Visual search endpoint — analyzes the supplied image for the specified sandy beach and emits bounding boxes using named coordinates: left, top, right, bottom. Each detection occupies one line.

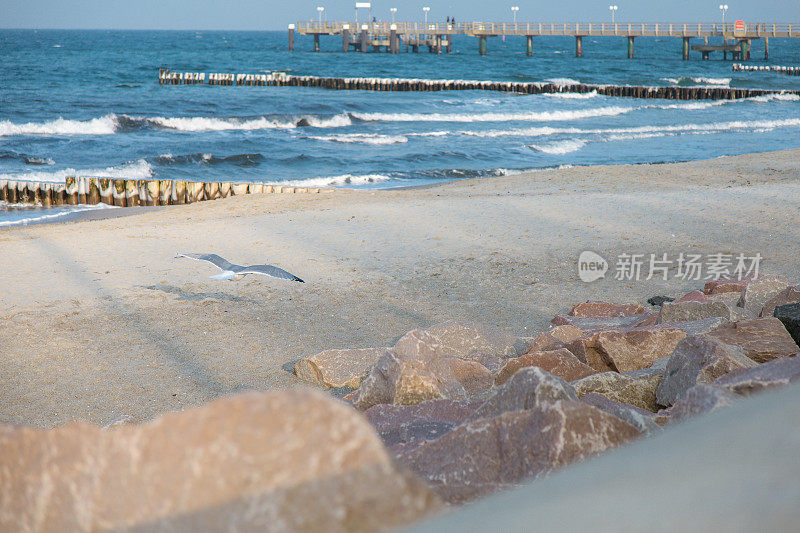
left=2, top=148, right=799, bottom=428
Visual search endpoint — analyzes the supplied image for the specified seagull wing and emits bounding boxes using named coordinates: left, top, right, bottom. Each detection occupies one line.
left=176, top=253, right=238, bottom=272
left=238, top=264, right=305, bottom=283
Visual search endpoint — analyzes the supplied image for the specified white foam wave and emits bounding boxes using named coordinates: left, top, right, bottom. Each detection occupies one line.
left=0, top=159, right=154, bottom=184
left=662, top=77, right=731, bottom=86
left=544, top=91, right=599, bottom=99
left=748, top=93, right=800, bottom=103
left=306, top=133, right=408, bottom=145
left=274, top=174, right=393, bottom=188
left=0, top=204, right=116, bottom=228
left=352, top=106, right=634, bottom=123
left=0, top=115, right=118, bottom=137
left=528, top=139, right=587, bottom=155
left=148, top=113, right=351, bottom=132
left=545, top=78, right=581, bottom=86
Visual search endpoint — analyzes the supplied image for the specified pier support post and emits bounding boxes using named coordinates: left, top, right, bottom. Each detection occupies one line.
left=390, top=27, right=398, bottom=54
left=446, top=37, right=452, bottom=53
left=739, top=39, right=750, bottom=61
left=288, top=24, right=295, bottom=51
left=765, top=37, right=769, bottom=60
left=313, top=33, right=320, bottom=52
left=479, top=35, right=487, bottom=56
left=436, top=35, right=442, bottom=54
left=412, top=43, right=419, bottom=53
left=342, top=27, right=350, bottom=52
left=627, top=36, right=635, bottom=59
left=360, top=26, right=368, bottom=53
left=526, top=35, right=533, bottom=57
left=682, top=37, right=690, bottom=60
left=575, top=35, right=582, bottom=58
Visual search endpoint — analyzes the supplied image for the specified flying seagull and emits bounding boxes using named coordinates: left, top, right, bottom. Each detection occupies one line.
left=176, top=253, right=305, bottom=282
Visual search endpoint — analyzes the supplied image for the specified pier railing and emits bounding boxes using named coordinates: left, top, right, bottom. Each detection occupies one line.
left=298, top=21, right=797, bottom=38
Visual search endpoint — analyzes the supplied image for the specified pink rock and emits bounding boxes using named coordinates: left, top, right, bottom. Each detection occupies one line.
left=670, top=384, right=738, bottom=422
left=580, top=393, right=661, bottom=434
left=676, top=290, right=710, bottom=303
left=568, top=301, right=647, bottom=318
left=760, top=286, right=800, bottom=318
left=714, top=356, right=800, bottom=395
left=706, top=318, right=799, bottom=363
left=703, top=278, right=750, bottom=295
left=593, top=327, right=687, bottom=373
left=495, top=348, right=597, bottom=385
left=365, top=399, right=478, bottom=449
left=736, top=276, right=792, bottom=315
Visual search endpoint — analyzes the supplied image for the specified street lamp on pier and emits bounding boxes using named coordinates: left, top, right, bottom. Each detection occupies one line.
left=609, top=5, right=618, bottom=23
left=719, top=4, right=729, bottom=26
left=390, top=7, right=397, bottom=23
left=317, top=6, right=324, bottom=26
left=511, top=6, right=519, bottom=25
left=423, top=6, right=430, bottom=28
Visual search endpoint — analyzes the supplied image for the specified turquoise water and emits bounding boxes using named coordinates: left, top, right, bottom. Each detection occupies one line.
left=1, top=29, right=799, bottom=205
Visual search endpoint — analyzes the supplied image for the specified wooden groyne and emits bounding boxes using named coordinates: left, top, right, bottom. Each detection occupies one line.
left=733, top=63, right=800, bottom=76
left=0, top=177, right=329, bottom=208
left=159, top=69, right=800, bottom=101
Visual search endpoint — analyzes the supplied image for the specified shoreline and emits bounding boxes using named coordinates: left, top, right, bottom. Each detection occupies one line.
left=1, top=147, right=799, bottom=428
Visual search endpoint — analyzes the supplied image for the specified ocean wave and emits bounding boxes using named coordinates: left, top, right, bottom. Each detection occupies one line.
left=545, top=78, right=581, bottom=86
left=0, top=204, right=116, bottom=228
left=276, top=174, right=393, bottom=187
left=351, top=106, right=634, bottom=123
left=0, top=115, right=118, bottom=137
left=0, top=159, right=154, bottom=184
left=154, top=152, right=265, bottom=165
left=528, top=139, right=588, bottom=155
left=544, top=91, right=599, bottom=99
left=662, top=77, right=731, bottom=86
left=304, top=133, right=408, bottom=145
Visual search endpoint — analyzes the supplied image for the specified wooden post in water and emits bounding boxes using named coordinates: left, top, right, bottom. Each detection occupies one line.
left=173, top=181, right=187, bottom=204
left=65, top=177, right=78, bottom=205
left=313, top=33, right=320, bottom=52
left=360, top=25, right=368, bottom=53
left=113, top=179, right=126, bottom=207
left=342, top=25, right=351, bottom=52
left=159, top=180, right=172, bottom=205
left=526, top=35, right=533, bottom=56
left=88, top=178, right=100, bottom=205
left=390, top=26, right=398, bottom=54
left=764, top=37, right=769, bottom=60
left=575, top=35, right=583, bottom=58
left=479, top=35, right=487, bottom=56
left=98, top=178, right=113, bottom=205
left=52, top=184, right=65, bottom=205
left=0, top=180, right=7, bottom=202
left=146, top=180, right=160, bottom=206
left=125, top=180, right=140, bottom=206
left=683, top=37, right=691, bottom=60
left=288, top=24, right=295, bottom=51
left=41, top=184, right=52, bottom=208
left=627, top=36, right=635, bottom=59
left=78, top=178, right=87, bottom=204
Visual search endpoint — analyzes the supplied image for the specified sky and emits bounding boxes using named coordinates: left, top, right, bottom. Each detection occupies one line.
left=1, top=0, right=797, bottom=30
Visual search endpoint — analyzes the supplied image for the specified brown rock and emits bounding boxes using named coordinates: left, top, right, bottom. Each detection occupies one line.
left=656, top=335, right=756, bottom=407
left=593, top=327, right=687, bottom=373
left=447, top=358, right=494, bottom=395
left=397, top=400, right=640, bottom=503
left=459, top=352, right=507, bottom=374
left=394, top=321, right=530, bottom=360
left=703, top=278, right=749, bottom=295
left=565, top=336, right=616, bottom=373
left=580, top=393, right=661, bottom=434
left=707, top=318, right=798, bottom=363
left=655, top=317, right=729, bottom=335
left=0, top=390, right=443, bottom=532
left=760, top=286, right=800, bottom=318
left=572, top=368, right=664, bottom=412
left=294, top=348, right=389, bottom=389
left=657, top=300, right=735, bottom=324
left=676, top=290, right=710, bottom=302
left=737, top=276, right=790, bottom=314
left=468, top=367, right=577, bottom=422
left=365, top=399, right=478, bottom=449
left=568, top=301, right=647, bottom=318
left=526, top=325, right=583, bottom=353
left=714, top=356, right=800, bottom=396
left=670, top=384, right=738, bottom=422
left=551, top=314, right=654, bottom=332
left=495, top=348, right=597, bottom=385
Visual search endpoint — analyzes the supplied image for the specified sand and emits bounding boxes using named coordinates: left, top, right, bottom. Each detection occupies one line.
left=1, top=148, right=799, bottom=428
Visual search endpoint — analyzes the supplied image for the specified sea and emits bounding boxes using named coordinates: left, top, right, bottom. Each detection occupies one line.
left=1, top=29, right=799, bottom=225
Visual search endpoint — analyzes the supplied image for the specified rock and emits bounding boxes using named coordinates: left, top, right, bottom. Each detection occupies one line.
left=703, top=278, right=749, bottom=295
left=397, top=400, right=640, bottom=504
left=773, top=302, right=800, bottom=348
left=675, top=290, right=709, bottom=303
left=670, top=384, right=739, bottom=422
left=394, top=321, right=530, bottom=360
left=737, top=276, right=790, bottom=314
left=655, top=335, right=756, bottom=407
left=580, top=393, right=661, bottom=434
left=707, top=318, right=799, bottom=363
left=593, top=327, right=687, bottom=373
left=551, top=313, right=654, bottom=332
left=459, top=352, right=507, bottom=374
left=657, top=300, right=735, bottom=324
left=468, top=367, right=577, bottom=422
left=294, top=348, right=389, bottom=389
left=495, top=348, right=597, bottom=385
left=446, top=358, right=494, bottom=395
left=565, top=336, right=616, bottom=373
left=656, top=317, right=729, bottom=336
left=649, top=356, right=670, bottom=370
left=365, top=399, right=478, bottom=449
left=0, top=390, right=443, bottom=532
left=353, top=351, right=467, bottom=411
left=762, top=287, right=800, bottom=318
left=572, top=368, right=664, bottom=412
left=568, top=301, right=647, bottom=317
left=526, top=325, right=583, bottom=353
left=714, top=356, right=800, bottom=396
left=647, top=296, right=674, bottom=307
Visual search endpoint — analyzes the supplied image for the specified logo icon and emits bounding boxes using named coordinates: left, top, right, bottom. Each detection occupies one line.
left=578, top=251, right=608, bottom=282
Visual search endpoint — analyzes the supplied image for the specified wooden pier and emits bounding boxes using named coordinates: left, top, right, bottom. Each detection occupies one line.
left=0, top=177, right=329, bottom=209
left=291, top=21, right=798, bottom=59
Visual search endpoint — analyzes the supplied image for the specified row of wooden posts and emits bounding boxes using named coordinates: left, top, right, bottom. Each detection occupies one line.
left=732, top=63, right=800, bottom=76
left=159, top=69, right=800, bottom=101
left=0, top=177, right=329, bottom=208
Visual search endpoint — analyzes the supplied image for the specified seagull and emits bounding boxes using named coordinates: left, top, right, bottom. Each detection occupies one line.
left=176, top=253, right=305, bottom=282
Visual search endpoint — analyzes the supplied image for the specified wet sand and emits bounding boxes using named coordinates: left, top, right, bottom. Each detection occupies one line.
left=2, top=148, right=799, bottom=428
